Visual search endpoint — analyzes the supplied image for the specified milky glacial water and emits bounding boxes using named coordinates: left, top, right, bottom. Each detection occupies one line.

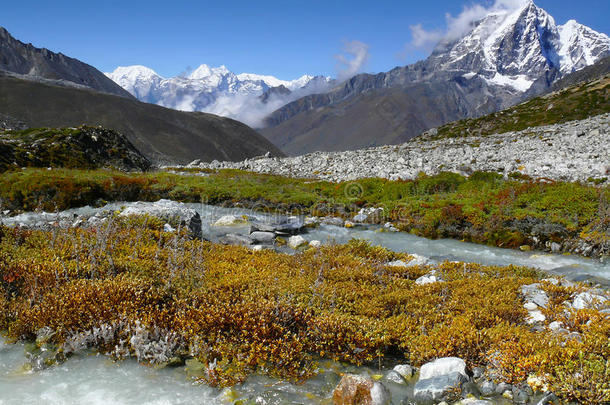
left=1, top=201, right=608, bottom=284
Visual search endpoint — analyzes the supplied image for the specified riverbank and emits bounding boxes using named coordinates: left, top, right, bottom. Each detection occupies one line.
left=0, top=168, right=608, bottom=260
left=0, top=218, right=608, bottom=403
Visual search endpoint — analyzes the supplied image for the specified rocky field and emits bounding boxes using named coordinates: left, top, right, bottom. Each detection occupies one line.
left=194, top=114, right=610, bottom=184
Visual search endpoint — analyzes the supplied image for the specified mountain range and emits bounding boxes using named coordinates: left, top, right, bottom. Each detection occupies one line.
left=259, top=1, right=610, bottom=154
left=105, top=64, right=332, bottom=127
left=0, top=27, right=282, bottom=164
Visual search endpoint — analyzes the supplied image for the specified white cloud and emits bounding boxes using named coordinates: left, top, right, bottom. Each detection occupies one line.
left=407, top=0, right=529, bottom=52
left=334, top=40, right=370, bottom=81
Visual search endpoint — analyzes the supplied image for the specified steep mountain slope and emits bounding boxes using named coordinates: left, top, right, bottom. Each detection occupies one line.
left=0, top=27, right=132, bottom=98
left=0, top=126, right=151, bottom=172
left=261, top=1, right=610, bottom=155
left=105, top=64, right=331, bottom=126
left=0, top=72, right=283, bottom=164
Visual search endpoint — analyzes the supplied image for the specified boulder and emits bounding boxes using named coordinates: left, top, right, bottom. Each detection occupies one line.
left=416, top=274, right=440, bottom=285
left=571, top=291, right=608, bottom=310
left=119, top=199, right=202, bottom=238
left=321, top=216, right=345, bottom=227
left=250, top=231, right=276, bottom=244
left=414, top=357, right=469, bottom=403
left=414, top=372, right=468, bottom=403
left=309, top=240, right=322, bottom=248
left=392, top=364, right=414, bottom=379
left=250, top=217, right=304, bottom=235
left=419, top=357, right=468, bottom=380
left=520, top=283, right=549, bottom=308
left=288, top=235, right=307, bottom=249
left=332, top=374, right=390, bottom=405
left=213, top=215, right=246, bottom=227
left=218, top=233, right=253, bottom=246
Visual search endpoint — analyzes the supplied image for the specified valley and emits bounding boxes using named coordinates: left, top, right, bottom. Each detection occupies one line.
left=0, top=1, right=609, bottom=404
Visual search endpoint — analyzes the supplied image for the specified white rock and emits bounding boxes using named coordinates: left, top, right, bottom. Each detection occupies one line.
left=163, top=223, right=175, bottom=232
left=309, top=240, right=321, bottom=248
left=572, top=292, right=608, bottom=310
left=416, top=275, right=439, bottom=285
left=526, top=310, right=546, bottom=324
left=419, top=357, right=468, bottom=380
left=212, top=215, right=246, bottom=227
left=393, top=364, right=414, bottom=379
left=288, top=235, right=307, bottom=249
left=524, top=302, right=538, bottom=311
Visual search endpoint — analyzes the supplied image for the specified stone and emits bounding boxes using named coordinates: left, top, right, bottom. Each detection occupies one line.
left=550, top=242, right=561, bottom=253
left=250, top=217, right=304, bottom=235
left=572, top=291, right=608, bottom=310
left=119, top=199, right=202, bottom=239
left=332, top=374, right=390, bottom=405
left=415, top=274, right=440, bottom=285
left=383, top=370, right=406, bottom=385
left=479, top=380, right=496, bottom=396
left=495, top=382, right=512, bottom=394
left=250, top=231, right=276, bottom=244
left=408, top=253, right=430, bottom=266
left=218, top=233, right=253, bottom=246
left=512, top=386, right=531, bottom=403
left=288, top=235, right=307, bottom=249
left=321, top=216, right=345, bottom=227
left=548, top=321, right=562, bottom=331
left=536, top=392, right=559, bottom=405
left=419, top=357, right=468, bottom=380
left=387, top=260, right=408, bottom=267
left=392, top=364, right=414, bottom=379
left=472, top=367, right=484, bottom=380
left=456, top=399, right=493, bottom=405
left=524, top=302, right=538, bottom=311
left=526, top=310, right=546, bottom=324
left=414, top=372, right=468, bottom=403
left=163, top=223, right=175, bottom=232
left=520, top=283, right=549, bottom=308
left=213, top=215, right=246, bottom=227
left=309, top=240, right=322, bottom=248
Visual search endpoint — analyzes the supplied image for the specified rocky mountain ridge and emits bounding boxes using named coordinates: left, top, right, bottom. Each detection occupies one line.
left=261, top=1, right=610, bottom=154
left=0, top=27, right=133, bottom=98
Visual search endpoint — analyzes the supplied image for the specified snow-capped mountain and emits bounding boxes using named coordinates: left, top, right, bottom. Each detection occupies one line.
left=426, top=1, right=610, bottom=91
left=262, top=1, right=610, bottom=155
left=105, top=64, right=329, bottom=126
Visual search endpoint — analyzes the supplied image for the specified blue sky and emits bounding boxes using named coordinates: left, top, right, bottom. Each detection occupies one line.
left=3, top=0, right=609, bottom=79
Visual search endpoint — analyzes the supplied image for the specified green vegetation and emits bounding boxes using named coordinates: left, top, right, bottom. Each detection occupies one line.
left=424, top=75, right=610, bottom=140
left=0, top=126, right=150, bottom=172
left=1, top=168, right=608, bottom=252
left=0, top=221, right=608, bottom=402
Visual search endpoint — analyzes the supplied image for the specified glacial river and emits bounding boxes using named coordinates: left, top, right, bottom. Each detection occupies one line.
left=0, top=201, right=606, bottom=404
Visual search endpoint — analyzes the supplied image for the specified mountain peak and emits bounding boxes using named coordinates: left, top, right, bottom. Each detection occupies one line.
left=425, top=2, right=609, bottom=92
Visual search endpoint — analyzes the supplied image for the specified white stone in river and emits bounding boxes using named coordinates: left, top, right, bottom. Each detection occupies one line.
left=288, top=235, right=307, bottom=249
left=212, top=215, right=246, bottom=227
left=419, top=357, right=468, bottom=380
